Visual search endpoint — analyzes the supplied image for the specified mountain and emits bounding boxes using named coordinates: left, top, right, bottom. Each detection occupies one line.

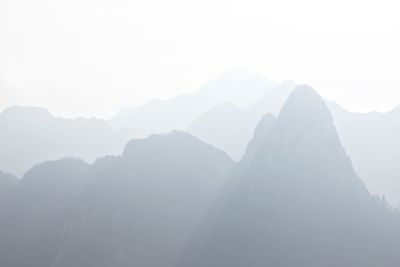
left=329, top=102, right=400, bottom=207
left=240, top=113, right=276, bottom=163
left=0, top=171, right=18, bottom=222
left=247, top=78, right=296, bottom=116
left=189, top=102, right=256, bottom=159
left=178, top=86, right=400, bottom=267
left=0, top=171, right=18, bottom=198
left=0, top=172, right=19, bottom=262
left=0, top=131, right=234, bottom=267
left=110, top=68, right=275, bottom=134
left=187, top=75, right=400, bottom=207
left=0, top=158, right=91, bottom=267
left=0, top=106, right=142, bottom=176
left=188, top=80, right=296, bottom=160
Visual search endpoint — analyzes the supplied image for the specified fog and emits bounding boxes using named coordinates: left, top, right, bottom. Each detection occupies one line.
left=1, top=81, right=400, bottom=266
left=2, top=0, right=400, bottom=118
left=2, top=1, right=400, bottom=266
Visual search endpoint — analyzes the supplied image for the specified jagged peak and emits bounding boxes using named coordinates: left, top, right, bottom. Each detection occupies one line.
left=246, top=85, right=351, bottom=173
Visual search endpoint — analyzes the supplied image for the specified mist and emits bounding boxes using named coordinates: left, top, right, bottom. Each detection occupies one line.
left=2, top=1, right=400, bottom=266
left=2, top=0, right=400, bottom=118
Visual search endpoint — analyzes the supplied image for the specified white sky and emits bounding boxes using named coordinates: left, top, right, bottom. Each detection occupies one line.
left=1, top=0, right=399, bottom=118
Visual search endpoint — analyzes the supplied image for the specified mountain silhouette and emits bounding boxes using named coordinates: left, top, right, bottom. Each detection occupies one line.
left=184, top=73, right=400, bottom=207
left=189, top=102, right=256, bottom=158
left=188, top=79, right=296, bottom=160
left=0, top=132, right=234, bottom=267
left=178, top=85, right=400, bottom=267
left=110, top=68, right=275, bottom=134
left=0, top=106, right=142, bottom=176
left=0, top=158, right=91, bottom=267
left=329, top=102, right=400, bottom=206
left=2, top=70, right=400, bottom=267
left=0, top=171, right=18, bottom=198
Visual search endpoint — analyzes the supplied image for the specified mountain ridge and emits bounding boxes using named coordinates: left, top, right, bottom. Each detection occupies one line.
left=177, top=85, right=400, bottom=267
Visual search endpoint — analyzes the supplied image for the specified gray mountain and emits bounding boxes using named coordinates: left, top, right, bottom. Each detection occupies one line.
left=187, top=74, right=400, bottom=207
left=110, top=67, right=275, bottom=134
left=329, top=102, right=400, bottom=207
left=189, top=102, right=256, bottom=159
left=0, top=106, right=142, bottom=176
left=0, top=158, right=91, bottom=267
left=0, top=132, right=234, bottom=267
left=0, top=171, right=18, bottom=198
left=0, top=171, right=19, bottom=262
left=178, top=86, right=400, bottom=267
left=188, top=80, right=296, bottom=160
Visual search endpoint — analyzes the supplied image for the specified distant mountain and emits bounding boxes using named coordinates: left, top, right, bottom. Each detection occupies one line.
left=110, top=67, right=275, bottom=134
left=188, top=80, right=296, bottom=160
left=186, top=74, right=400, bottom=207
left=178, top=86, right=400, bottom=267
left=0, top=106, right=142, bottom=176
left=329, top=102, right=400, bottom=207
left=189, top=102, right=256, bottom=159
left=0, top=131, right=234, bottom=267
left=247, top=78, right=296, bottom=116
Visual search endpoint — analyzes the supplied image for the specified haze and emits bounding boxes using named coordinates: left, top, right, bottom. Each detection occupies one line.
left=1, top=0, right=400, bottom=118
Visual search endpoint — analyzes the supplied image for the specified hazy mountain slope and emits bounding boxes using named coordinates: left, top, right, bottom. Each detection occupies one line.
left=110, top=68, right=275, bottom=134
left=178, top=86, right=400, bottom=267
left=0, top=171, right=18, bottom=198
left=0, top=159, right=91, bottom=267
left=240, top=113, right=276, bottom=163
left=189, top=102, right=257, bottom=159
left=247, top=79, right=295, bottom=116
left=0, top=172, right=19, bottom=263
left=0, top=106, right=142, bottom=176
left=187, top=74, right=400, bottom=207
left=0, top=171, right=19, bottom=227
left=189, top=80, right=296, bottom=160
left=329, top=102, right=400, bottom=207
left=0, top=132, right=234, bottom=267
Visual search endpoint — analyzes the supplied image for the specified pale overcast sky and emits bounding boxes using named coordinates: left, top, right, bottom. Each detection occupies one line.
left=1, top=0, right=399, bottom=118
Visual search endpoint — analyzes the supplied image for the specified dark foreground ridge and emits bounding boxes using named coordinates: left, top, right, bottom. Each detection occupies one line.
left=0, top=132, right=234, bottom=267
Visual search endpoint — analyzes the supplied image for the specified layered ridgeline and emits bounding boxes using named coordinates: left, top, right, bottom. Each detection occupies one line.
left=0, top=132, right=234, bottom=267
left=189, top=79, right=295, bottom=159
left=329, top=102, right=400, bottom=207
left=0, top=106, right=141, bottom=176
left=178, top=86, right=400, bottom=267
left=184, top=73, right=400, bottom=206
left=110, top=67, right=275, bottom=134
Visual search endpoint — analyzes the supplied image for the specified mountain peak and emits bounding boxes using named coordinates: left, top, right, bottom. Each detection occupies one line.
left=278, top=85, right=334, bottom=131
left=243, top=85, right=357, bottom=189
left=281, top=84, right=328, bottom=114
left=178, top=85, right=394, bottom=267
